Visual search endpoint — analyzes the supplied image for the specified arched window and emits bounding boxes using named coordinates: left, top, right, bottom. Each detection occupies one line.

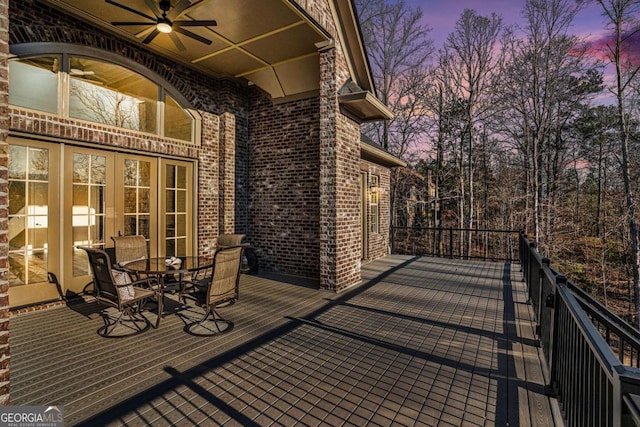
left=9, top=51, right=197, bottom=143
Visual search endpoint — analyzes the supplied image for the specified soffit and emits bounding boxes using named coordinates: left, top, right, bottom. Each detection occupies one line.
left=42, top=0, right=331, bottom=100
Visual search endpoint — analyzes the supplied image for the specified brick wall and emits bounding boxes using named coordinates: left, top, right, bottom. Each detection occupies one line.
left=318, top=42, right=363, bottom=291
left=197, top=112, right=220, bottom=258
left=361, top=160, right=391, bottom=261
left=0, top=0, right=8, bottom=405
left=7, top=0, right=374, bottom=295
left=220, top=112, right=236, bottom=235
left=248, top=89, right=321, bottom=277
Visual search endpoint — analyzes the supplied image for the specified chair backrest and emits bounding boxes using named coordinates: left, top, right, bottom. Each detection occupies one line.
left=111, top=235, right=147, bottom=264
left=207, top=245, right=243, bottom=307
left=78, top=246, right=118, bottom=303
left=217, top=234, right=245, bottom=248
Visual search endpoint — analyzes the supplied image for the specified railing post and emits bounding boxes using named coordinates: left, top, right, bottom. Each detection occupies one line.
left=527, top=241, right=536, bottom=287
left=519, top=231, right=526, bottom=273
left=449, top=226, right=453, bottom=259
left=548, top=274, right=566, bottom=395
left=537, top=258, right=550, bottom=320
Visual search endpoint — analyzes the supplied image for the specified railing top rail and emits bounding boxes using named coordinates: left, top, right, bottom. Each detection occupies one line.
left=568, top=279, right=640, bottom=341
left=557, top=284, right=621, bottom=380
left=393, top=226, right=519, bottom=234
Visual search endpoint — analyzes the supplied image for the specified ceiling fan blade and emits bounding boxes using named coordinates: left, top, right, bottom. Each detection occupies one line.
left=142, top=28, right=160, bottom=44
left=174, top=20, right=217, bottom=27
left=168, top=32, right=186, bottom=51
left=174, top=27, right=212, bottom=45
left=111, top=21, right=154, bottom=26
left=105, top=0, right=156, bottom=21
left=135, top=26, right=156, bottom=38
left=144, top=0, right=162, bottom=17
left=167, top=0, right=205, bottom=21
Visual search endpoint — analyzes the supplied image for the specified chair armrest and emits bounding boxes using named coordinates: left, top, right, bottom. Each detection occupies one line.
left=131, top=277, right=161, bottom=294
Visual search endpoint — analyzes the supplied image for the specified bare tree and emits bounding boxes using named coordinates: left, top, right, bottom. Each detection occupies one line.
left=438, top=9, right=502, bottom=255
left=70, top=78, right=147, bottom=131
left=355, top=0, right=433, bottom=154
left=496, top=0, right=597, bottom=251
left=595, top=0, right=640, bottom=325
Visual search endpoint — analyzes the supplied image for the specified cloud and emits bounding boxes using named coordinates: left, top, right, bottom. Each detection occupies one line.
left=585, top=29, right=640, bottom=67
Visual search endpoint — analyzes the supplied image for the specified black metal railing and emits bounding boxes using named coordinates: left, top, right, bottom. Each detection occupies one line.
left=392, top=226, right=519, bottom=261
left=520, top=232, right=640, bottom=426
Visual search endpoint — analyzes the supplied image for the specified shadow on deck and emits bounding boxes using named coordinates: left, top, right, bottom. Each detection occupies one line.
left=10, top=255, right=559, bottom=426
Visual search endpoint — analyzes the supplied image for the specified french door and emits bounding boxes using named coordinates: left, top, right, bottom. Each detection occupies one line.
left=8, top=137, right=195, bottom=307
left=63, top=147, right=162, bottom=292
left=8, top=139, right=61, bottom=307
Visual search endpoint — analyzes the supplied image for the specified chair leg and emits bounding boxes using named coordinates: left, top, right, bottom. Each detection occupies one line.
left=184, top=307, right=233, bottom=336
left=98, top=306, right=150, bottom=338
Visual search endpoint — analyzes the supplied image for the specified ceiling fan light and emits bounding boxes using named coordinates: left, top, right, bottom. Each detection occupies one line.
left=157, top=22, right=172, bottom=33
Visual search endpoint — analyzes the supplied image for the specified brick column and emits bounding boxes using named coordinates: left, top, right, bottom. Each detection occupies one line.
left=220, top=112, right=236, bottom=235
left=319, top=46, right=362, bottom=291
left=0, top=0, right=10, bottom=404
left=197, top=112, right=220, bottom=258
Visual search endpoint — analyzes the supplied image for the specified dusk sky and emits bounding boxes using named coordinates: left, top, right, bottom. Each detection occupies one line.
left=405, top=0, right=608, bottom=50
left=402, top=0, right=639, bottom=104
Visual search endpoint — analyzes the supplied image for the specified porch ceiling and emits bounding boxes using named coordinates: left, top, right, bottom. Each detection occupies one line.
left=43, top=0, right=331, bottom=100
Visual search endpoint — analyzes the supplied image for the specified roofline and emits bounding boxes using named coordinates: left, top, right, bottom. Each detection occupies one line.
left=331, top=0, right=375, bottom=93
left=360, top=142, right=406, bottom=168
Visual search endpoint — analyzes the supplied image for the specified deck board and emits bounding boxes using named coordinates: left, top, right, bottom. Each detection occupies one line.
left=10, top=256, right=559, bottom=426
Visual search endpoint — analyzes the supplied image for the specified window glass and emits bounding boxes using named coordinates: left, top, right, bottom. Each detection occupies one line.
left=9, top=54, right=196, bottom=144
left=370, top=175, right=379, bottom=234
left=9, top=57, right=59, bottom=113
left=164, top=95, right=192, bottom=141
left=69, top=57, right=157, bottom=133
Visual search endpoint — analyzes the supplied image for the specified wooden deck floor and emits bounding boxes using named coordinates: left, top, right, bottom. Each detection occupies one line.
left=9, top=255, right=560, bottom=426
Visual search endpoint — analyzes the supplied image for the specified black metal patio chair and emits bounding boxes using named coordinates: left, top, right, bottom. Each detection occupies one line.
left=78, top=246, right=161, bottom=337
left=180, top=245, right=243, bottom=336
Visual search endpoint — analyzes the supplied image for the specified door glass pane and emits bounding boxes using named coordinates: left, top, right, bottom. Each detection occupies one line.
left=9, top=146, right=26, bottom=180
left=139, top=161, right=150, bottom=186
left=9, top=145, right=50, bottom=286
left=124, top=188, right=137, bottom=213
left=164, top=163, right=190, bottom=257
left=166, top=165, right=175, bottom=188
left=91, top=155, right=106, bottom=184
left=72, top=154, right=107, bottom=277
left=176, top=238, right=186, bottom=256
left=9, top=181, right=25, bottom=215
left=176, top=214, right=186, bottom=236
left=177, top=190, right=186, bottom=212
left=73, top=153, right=89, bottom=183
left=139, top=216, right=150, bottom=239
left=124, top=216, right=136, bottom=236
left=29, top=149, right=49, bottom=181
left=124, top=159, right=137, bottom=186
left=166, top=190, right=175, bottom=212
left=121, top=158, right=152, bottom=241
left=139, top=188, right=150, bottom=212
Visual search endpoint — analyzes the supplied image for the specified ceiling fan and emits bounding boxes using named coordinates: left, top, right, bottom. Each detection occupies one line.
left=106, top=0, right=217, bottom=51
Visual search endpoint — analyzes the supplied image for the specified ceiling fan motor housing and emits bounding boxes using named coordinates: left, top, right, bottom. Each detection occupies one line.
left=159, top=0, right=172, bottom=14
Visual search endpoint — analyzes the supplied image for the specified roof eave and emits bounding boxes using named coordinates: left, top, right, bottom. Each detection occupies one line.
left=360, top=142, right=406, bottom=168
left=339, top=91, right=394, bottom=123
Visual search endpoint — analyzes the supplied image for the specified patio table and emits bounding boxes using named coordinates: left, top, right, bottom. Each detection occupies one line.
left=120, top=256, right=214, bottom=323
